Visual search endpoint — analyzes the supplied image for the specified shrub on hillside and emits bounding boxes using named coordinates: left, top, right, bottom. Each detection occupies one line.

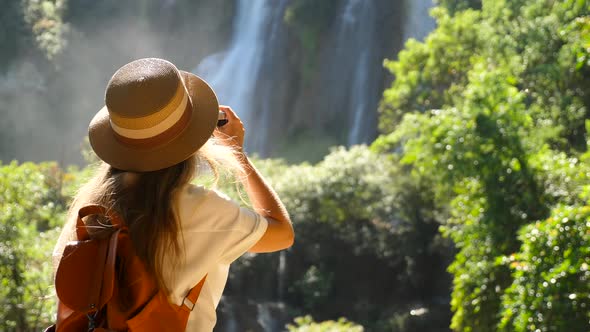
left=0, top=162, right=67, bottom=331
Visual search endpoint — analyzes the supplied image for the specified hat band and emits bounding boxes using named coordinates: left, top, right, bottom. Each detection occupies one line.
left=110, top=91, right=189, bottom=139
left=112, top=99, right=192, bottom=148
left=109, top=81, right=186, bottom=130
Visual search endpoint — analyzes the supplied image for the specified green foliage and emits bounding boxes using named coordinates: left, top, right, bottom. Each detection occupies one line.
left=378, top=0, right=590, bottom=330
left=379, top=7, right=483, bottom=132
left=287, top=315, right=363, bottom=332
left=378, top=63, right=549, bottom=331
left=2, top=145, right=446, bottom=330
left=275, top=129, right=342, bottom=164
left=0, top=0, right=68, bottom=73
left=499, top=204, right=590, bottom=332
left=292, top=265, right=334, bottom=310
left=0, top=145, right=447, bottom=330
left=435, top=0, right=482, bottom=15
left=0, top=161, right=68, bottom=331
left=274, top=146, right=396, bottom=228
left=22, top=0, right=68, bottom=60
left=227, top=146, right=452, bottom=330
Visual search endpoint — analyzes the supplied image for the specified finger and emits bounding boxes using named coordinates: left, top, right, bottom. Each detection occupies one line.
left=218, top=105, right=233, bottom=116
left=219, top=105, right=241, bottom=121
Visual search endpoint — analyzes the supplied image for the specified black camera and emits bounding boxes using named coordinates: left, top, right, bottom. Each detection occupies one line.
left=217, top=111, right=228, bottom=127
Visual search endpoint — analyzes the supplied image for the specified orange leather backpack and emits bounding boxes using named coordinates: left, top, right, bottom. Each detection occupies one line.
left=45, top=205, right=206, bottom=332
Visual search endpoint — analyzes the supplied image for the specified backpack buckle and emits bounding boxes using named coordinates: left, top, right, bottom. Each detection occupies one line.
left=87, top=312, right=98, bottom=331
left=182, top=297, right=196, bottom=311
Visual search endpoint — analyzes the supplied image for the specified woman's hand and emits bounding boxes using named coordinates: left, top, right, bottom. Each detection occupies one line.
left=214, top=105, right=245, bottom=151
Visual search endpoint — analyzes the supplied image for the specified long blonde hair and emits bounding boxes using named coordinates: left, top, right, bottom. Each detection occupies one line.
left=55, top=137, right=245, bottom=293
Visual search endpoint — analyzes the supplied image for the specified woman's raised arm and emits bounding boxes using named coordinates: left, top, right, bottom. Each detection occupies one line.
left=215, top=105, right=294, bottom=253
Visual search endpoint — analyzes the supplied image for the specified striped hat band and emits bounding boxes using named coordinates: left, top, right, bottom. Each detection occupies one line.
left=106, top=73, right=192, bottom=148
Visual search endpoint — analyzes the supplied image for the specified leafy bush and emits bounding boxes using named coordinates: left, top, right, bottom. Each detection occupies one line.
left=499, top=204, right=590, bottom=331
left=226, top=146, right=452, bottom=330
left=0, top=162, right=68, bottom=331
left=287, top=315, right=363, bottom=332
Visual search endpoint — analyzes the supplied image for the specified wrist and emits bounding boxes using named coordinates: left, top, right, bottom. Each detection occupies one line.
left=235, top=149, right=249, bottom=165
left=238, top=153, right=257, bottom=176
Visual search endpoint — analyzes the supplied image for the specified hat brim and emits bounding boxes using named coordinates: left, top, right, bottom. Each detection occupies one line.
left=88, top=71, right=218, bottom=172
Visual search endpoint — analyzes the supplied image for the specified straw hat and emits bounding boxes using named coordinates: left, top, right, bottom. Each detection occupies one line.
left=88, top=58, right=218, bottom=172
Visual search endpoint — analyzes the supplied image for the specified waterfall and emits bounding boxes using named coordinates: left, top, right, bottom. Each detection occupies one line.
left=194, top=0, right=269, bottom=151
left=340, top=0, right=378, bottom=146
left=195, top=0, right=385, bottom=153
left=194, top=0, right=437, bottom=158
left=216, top=297, right=290, bottom=332
left=256, top=303, right=273, bottom=331
left=195, top=0, right=289, bottom=154
left=277, top=250, right=286, bottom=301
left=403, top=0, right=436, bottom=41
left=333, top=0, right=435, bottom=145
left=220, top=300, right=238, bottom=332
left=319, top=0, right=381, bottom=146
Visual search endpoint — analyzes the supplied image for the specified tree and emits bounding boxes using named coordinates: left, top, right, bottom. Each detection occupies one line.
left=377, top=0, right=590, bottom=330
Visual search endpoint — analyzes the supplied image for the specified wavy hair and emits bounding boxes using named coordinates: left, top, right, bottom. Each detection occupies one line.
left=54, top=137, right=245, bottom=293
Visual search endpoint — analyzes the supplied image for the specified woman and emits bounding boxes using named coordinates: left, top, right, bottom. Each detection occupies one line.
left=53, top=58, right=294, bottom=331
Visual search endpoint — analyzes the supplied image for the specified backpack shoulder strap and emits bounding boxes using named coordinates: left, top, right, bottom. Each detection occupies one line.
left=180, top=275, right=208, bottom=312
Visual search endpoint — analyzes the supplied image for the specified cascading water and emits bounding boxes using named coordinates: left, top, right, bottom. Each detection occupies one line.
left=340, top=0, right=380, bottom=146
left=195, top=0, right=289, bottom=154
left=403, top=0, right=436, bottom=41
left=194, top=0, right=436, bottom=158
left=194, top=0, right=269, bottom=151
left=277, top=250, right=286, bottom=301
left=326, top=0, right=435, bottom=146
left=196, top=0, right=389, bottom=155
left=318, top=0, right=382, bottom=146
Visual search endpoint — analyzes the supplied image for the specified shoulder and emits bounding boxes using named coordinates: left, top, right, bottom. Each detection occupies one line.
left=179, top=183, right=237, bottom=209
left=177, top=184, right=261, bottom=233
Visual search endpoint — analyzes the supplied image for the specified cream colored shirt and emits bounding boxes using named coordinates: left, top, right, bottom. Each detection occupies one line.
left=52, top=184, right=265, bottom=331
left=165, top=184, right=268, bottom=331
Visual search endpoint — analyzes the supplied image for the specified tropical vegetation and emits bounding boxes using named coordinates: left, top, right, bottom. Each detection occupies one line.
left=1, top=0, right=589, bottom=331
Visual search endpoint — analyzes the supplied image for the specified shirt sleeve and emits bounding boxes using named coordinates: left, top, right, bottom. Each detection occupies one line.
left=150, top=185, right=270, bottom=305
left=218, top=207, right=268, bottom=264
left=199, top=189, right=268, bottom=265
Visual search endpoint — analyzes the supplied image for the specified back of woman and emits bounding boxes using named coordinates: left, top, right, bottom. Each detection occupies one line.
left=53, top=58, right=294, bottom=331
